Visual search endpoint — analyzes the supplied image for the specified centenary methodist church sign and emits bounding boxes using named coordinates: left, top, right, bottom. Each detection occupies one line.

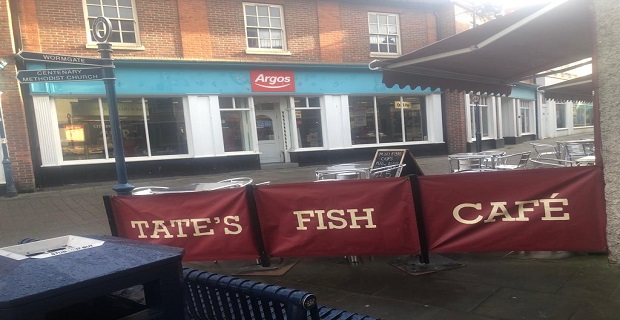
left=16, top=51, right=111, bottom=83
left=15, top=16, right=135, bottom=195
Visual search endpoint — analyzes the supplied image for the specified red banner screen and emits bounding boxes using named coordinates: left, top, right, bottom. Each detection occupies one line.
left=254, top=178, right=420, bottom=257
left=109, top=188, right=260, bottom=261
left=418, top=166, right=607, bottom=252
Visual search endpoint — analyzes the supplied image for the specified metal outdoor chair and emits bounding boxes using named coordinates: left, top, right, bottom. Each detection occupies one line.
left=563, top=142, right=590, bottom=161
left=315, top=169, right=368, bottom=181
left=530, top=158, right=575, bottom=168
left=369, top=164, right=406, bottom=178
left=494, top=151, right=531, bottom=170
left=131, top=186, right=170, bottom=195
left=216, top=177, right=254, bottom=187
left=449, top=157, right=486, bottom=173
left=530, top=143, right=559, bottom=159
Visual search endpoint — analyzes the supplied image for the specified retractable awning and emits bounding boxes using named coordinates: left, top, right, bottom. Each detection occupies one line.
left=539, top=74, right=593, bottom=102
left=372, top=0, right=593, bottom=96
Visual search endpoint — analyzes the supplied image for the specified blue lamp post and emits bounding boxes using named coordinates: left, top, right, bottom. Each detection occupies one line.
left=92, top=17, right=134, bottom=195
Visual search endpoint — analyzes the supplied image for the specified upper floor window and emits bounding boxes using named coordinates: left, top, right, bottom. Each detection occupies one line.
left=244, top=3, right=286, bottom=51
left=368, top=13, right=400, bottom=55
left=84, top=0, right=140, bottom=46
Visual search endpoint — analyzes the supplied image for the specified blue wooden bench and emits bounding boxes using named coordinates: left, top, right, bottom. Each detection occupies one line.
left=183, top=268, right=380, bottom=320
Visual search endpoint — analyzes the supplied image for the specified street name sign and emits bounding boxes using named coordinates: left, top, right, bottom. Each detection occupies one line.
left=16, top=51, right=108, bottom=67
left=16, top=67, right=106, bottom=83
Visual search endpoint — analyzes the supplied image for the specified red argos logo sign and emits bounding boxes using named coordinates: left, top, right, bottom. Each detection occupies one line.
left=250, top=70, right=295, bottom=92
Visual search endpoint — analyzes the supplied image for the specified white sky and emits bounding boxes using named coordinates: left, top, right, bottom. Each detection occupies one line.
left=479, top=0, right=552, bottom=6
left=465, top=0, right=555, bottom=10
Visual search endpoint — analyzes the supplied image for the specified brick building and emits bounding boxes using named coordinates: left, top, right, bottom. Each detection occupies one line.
left=1, top=0, right=464, bottom=192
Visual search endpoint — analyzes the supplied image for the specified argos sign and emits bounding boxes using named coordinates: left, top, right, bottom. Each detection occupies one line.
left=250, top=70, right=295, bottom=92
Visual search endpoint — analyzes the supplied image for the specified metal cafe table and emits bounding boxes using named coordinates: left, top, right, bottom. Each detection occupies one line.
left=315, top=163, right=371, bottom=180
left=0, top=235, right=184, bottom=320
left=448, top=151, right=505, bottom=172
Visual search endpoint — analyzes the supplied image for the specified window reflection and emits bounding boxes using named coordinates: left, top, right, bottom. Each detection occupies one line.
left=56, top=97, right=188, bottom=161
left=293, top=97, right=323, bottom=148
left=219, top=97, right=253, bottom=152
left=349, top=96, right=426, bottom=145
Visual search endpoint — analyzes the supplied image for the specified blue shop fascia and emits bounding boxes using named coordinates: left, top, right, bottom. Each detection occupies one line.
left=24, top=60, right=446, bottom=187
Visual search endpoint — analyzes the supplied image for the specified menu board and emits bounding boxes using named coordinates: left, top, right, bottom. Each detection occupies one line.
left=371, top=149, right=424, bottom=177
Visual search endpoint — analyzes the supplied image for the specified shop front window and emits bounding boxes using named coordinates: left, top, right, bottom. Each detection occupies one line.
left=556, top=103, right=567, bottom=129
left=349, top=95, right=426, bottom=145
left=56, top=97, right=187, bottom=161
left=470, top=96, right=489, bottom=139
left=293, top=97, right=323, bottom=148
left=145, top=98, right=187, bottom=155
left=219, top=97, right=253, bottom=152
left=573, top=103, right=593, bottom=127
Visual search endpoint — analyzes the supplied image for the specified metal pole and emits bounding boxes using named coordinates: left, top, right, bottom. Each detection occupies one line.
left=98, top=43, right=134, bottom=195
left=474, top=102, right=482, bottom=152
left=0, top=99, right=18, bottom=197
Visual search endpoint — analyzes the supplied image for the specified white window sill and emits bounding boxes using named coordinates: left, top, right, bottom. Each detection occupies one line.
left=246, top=49, right=292, bottom=56
left=369, top=53, right=401, bottom=58
left=288, top=147, right=327, bottom=152
left=86, top=43, right=145, bottom=51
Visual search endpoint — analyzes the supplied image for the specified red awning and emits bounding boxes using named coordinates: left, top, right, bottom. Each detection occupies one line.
left=373, top=0, right=593, bottom=95
left=540, top=74, right=593, bottom=102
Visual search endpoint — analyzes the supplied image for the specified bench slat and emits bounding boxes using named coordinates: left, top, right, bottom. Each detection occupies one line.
left=182, top=268, right=379, bottom=320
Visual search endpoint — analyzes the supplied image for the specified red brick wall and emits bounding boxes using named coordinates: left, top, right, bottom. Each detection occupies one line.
left=27, top=0, right=182, bottom=59
left=17, top=0, right=42, bottom=52
left=204, top=0, right=322, bottom=63
left=2, top=1, right=36, bottom=192
left=317, top=1, right=343, bottom=62
left=18, top=0, right=455, bottom=63
left=340, top=3, right=439, bottom=63
left=444, top=90, right=468, bottom=153
left=178, top=0, right=212, bottom=59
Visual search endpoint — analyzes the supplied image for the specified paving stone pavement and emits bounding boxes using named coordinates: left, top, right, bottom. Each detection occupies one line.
left=3, top=131, right=619, bottom=320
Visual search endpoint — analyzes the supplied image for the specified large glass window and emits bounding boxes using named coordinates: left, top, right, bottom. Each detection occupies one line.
left=368, top=12, right=400, bottom=55
left=349, top=96, right=426, bottom=145
left=470, top=96, right=490, bottom=138
left=292, top=97, right=322, bottom=148
left=244, top=3, right=286, bottom=50
left=85, top=0, right=140, bottom=45
left=556, top=103, right=567, bottom=129
left=574, top=103, right=593, bottom=127
left=219, top=97, right=253, bottom=152
left=56, top=97, right=187, bottom=161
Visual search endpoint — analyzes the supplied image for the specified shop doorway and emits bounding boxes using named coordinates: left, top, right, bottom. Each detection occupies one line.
left=254, top=97, right=284, bottom=163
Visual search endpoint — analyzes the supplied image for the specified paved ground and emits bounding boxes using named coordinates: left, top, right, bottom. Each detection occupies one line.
left=3, top=131, right=619, bottom=319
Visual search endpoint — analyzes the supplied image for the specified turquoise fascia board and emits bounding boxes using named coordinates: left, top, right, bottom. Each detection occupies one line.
left=508, top=83, right=537, bottom=100
left=27, top=61, right=432, bottom=96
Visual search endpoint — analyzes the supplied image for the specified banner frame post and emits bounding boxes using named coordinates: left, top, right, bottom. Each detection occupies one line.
left=409, top=175, right=430, bottom=264
left=245, top=185, right=271, bottom=267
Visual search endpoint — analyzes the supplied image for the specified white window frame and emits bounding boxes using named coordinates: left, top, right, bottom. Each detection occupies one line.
left=470, top=96, right=490, bottom=139
left=556, top=102, right=567, bottom=129
left=83, top=0, right=143, bottom=49
left=219, top=97, right=255, bottom=153
left=519, top=100, right=535, bottom=134
left=368, top=12, right=401, bottom=57
left=288, top=97, right=324, bottom=150
left=243, top=3, right=290, bottom=55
